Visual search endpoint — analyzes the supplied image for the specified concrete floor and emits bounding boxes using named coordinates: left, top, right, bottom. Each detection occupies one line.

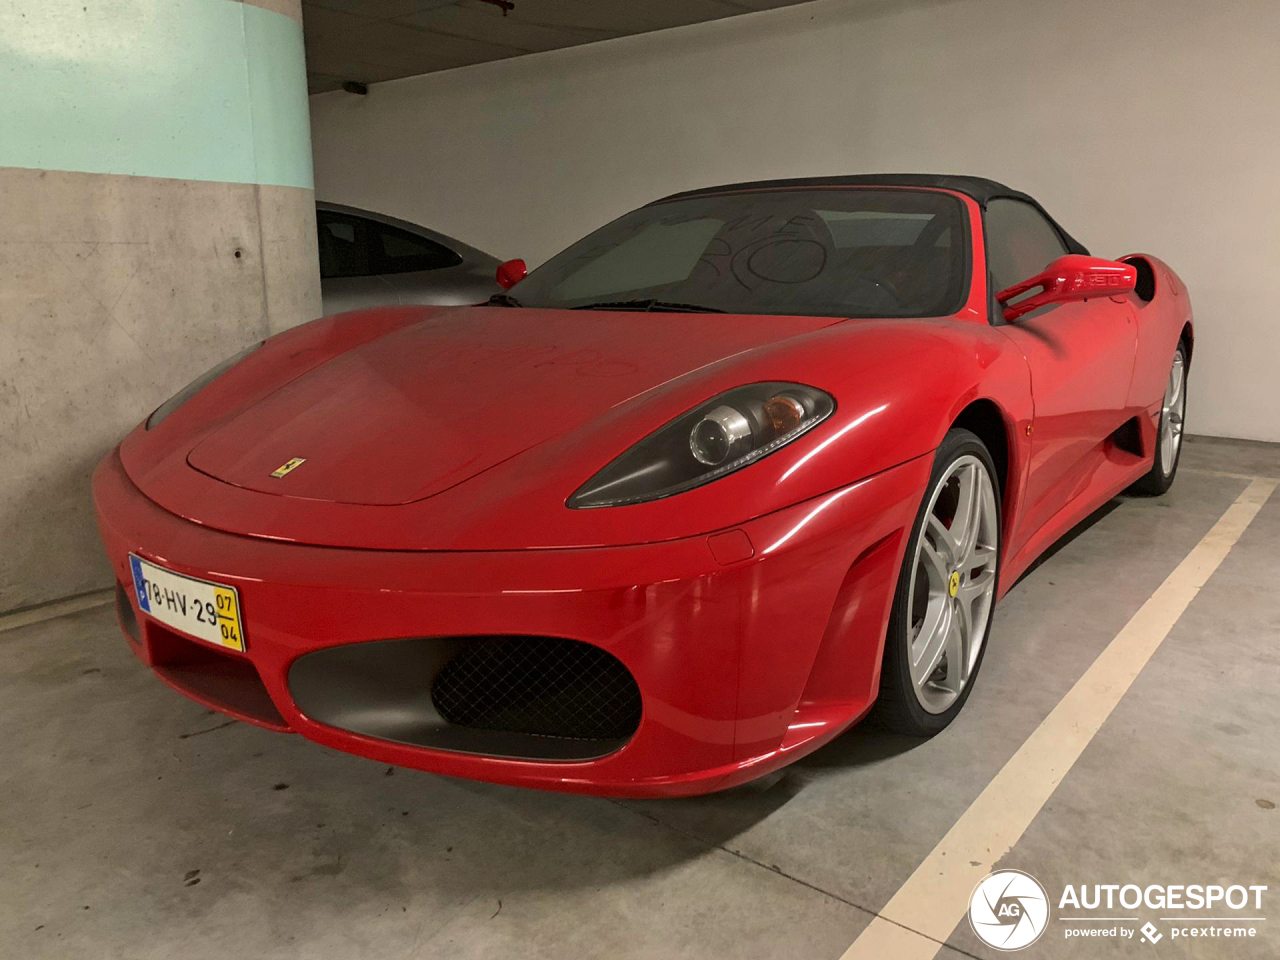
left=2, top=436, right=1278, bottom=959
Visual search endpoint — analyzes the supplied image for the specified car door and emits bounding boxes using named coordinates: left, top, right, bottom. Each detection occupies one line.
left=990, top=198, right=1137, bottom=543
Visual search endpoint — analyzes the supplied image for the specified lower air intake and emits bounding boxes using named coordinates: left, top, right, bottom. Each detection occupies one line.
left=432, top=636, right=642, bottom=742
left=287, top=635, right=641, bottom=761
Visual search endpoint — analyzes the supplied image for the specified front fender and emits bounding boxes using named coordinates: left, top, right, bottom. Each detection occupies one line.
left=399, top=317, right=1035, bottom=551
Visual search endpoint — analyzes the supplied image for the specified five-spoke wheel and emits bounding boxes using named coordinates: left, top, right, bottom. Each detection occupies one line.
left=875, top=428, right=1001, bottom=735
left=1160, top=350, right=1186, bottom=475
left=1132, top=343, right=1189, bottom=496
left=907, top=455, right=999, bottom=714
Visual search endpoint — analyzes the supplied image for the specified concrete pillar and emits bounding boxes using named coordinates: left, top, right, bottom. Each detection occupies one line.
left=0, top=0, right=321, bottom=612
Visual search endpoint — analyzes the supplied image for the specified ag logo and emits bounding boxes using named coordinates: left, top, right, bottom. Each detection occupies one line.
left=968, top=870, right=1050, bottom=951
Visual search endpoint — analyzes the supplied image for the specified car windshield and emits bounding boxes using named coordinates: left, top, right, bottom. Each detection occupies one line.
left=511, top=188, right=968, bottom=318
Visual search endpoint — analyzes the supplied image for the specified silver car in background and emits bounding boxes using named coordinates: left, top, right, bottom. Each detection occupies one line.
left=317, top=201, right=502, bottom=314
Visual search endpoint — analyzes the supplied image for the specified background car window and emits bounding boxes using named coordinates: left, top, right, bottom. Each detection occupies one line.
left=372, top=224, right=462, bottom=275
left=317, top=212, right=372, bottom=279
left=512, top=189, right=969, bottom=319
left=985, top=198, right=1068, bottom=293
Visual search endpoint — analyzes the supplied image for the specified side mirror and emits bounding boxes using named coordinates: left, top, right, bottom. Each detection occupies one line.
left=495, top=258, right=527, bottom=290
left=997, top=255, right=1137, bottom=322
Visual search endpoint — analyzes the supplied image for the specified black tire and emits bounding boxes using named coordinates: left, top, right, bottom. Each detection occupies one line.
left=1129, top=343, right=1188, bottom=497
left=873, top=428, right=1001, bottom=736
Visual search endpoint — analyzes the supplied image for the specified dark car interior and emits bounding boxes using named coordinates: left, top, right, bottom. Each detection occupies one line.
left=317, top=210, right=463, bottom=280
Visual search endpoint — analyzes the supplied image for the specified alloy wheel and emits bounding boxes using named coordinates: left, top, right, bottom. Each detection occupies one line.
left=906, top=455, right=999, bottom=714
left=1160, top=352, right=1187, bottom=476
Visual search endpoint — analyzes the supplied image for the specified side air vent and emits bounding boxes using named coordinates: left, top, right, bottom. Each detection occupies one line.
left=1122, top=256, right=1157, bottom=302
left=1109, top=416, right=1145, bottom=457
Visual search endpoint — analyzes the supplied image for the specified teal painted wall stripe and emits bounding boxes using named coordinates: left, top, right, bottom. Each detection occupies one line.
left=0, top=0, right=313, bottom=189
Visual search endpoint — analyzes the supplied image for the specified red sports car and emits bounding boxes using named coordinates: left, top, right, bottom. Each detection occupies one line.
left=94, top=175, right=1192, bottom=796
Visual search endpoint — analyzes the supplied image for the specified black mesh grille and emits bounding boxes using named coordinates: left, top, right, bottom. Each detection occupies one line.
left=431, top=637, right=641, bottom=742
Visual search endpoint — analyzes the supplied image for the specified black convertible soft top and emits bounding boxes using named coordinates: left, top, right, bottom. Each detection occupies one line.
left=652, top=173, right=1089, bottom=256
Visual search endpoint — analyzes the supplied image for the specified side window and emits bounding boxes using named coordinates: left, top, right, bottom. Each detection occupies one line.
left=370, top=224, right=462, bottom=275
left=984, top=199, right=1068, bottom=293
left=317, top=212, right=372, bottom=279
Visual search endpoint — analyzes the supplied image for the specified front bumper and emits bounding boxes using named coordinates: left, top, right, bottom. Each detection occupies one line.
left=93, top=448, right=928, bottom=796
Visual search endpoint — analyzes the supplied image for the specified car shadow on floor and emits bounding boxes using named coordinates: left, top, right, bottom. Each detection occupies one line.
left=601, top=729, right=923, bottom=860
left=1010, top=497, right=1123, bottom=589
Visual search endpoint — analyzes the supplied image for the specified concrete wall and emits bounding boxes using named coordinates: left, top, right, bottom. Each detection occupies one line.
left=311, top=0, right=1280, bottom=444
left=0, top=0, right=320, bottom=612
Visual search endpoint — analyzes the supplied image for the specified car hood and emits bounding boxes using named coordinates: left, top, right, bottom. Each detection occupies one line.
left=186, top=307, right=839, bottom=506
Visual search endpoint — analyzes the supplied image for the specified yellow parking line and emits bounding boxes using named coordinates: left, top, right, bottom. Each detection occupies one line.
left=1183, top=467, right=1279, bottom=483
left=840, top=478, right=1277, bottom=959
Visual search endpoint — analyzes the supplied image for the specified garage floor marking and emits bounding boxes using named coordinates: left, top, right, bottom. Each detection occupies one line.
left=0, top=588, right=113, bottom=634
left=839, top=477, right=1277, bottom=959
left=1185, top=467, right=1280, bottom=483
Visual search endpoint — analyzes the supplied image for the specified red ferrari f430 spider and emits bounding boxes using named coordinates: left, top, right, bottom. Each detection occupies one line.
left=94, top=175, right=1192, bottom=796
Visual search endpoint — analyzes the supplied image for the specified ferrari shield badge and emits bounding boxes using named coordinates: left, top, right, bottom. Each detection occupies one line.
left=270, top=457, right=307, bottom=478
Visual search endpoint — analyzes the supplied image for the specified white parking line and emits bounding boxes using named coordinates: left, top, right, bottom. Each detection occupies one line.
left=839, top=477, right=1277, bottom=959
left=0, top=588, right=114, bottom=634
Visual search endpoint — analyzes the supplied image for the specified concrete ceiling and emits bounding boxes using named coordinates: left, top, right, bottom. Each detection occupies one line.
left=303, top=0, right=813, bottom=94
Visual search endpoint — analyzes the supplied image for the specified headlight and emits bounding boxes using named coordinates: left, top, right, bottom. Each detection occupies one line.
left=146, top=342, right=263, bottom=430
left=569, top=382, right=834, bottom=508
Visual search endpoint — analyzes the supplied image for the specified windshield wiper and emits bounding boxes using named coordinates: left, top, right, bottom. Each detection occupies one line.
left=571, top=298, right=725, bottom=313
left=485, top=293, right=522, bottom=307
